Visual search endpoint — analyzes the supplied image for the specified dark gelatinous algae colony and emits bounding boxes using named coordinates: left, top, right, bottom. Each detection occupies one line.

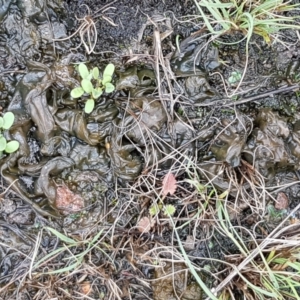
left=1, top=0, right=300, bottom=299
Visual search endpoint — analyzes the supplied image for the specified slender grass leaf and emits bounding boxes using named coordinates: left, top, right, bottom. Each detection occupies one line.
left=45, top=227, right=77, bottom=244
left=261, top=278, right=279, bottom=296
left=198, top=0, right=232, bottom=30
left=184, top=179, right=206, bottom=193
left=33, top=246, right=66, bottom=268
left=244, top=275, right=278, bottom=297
left=73, top=231, right=104, bottom=258
left=286, top=280, right=300, bottom=299
left=5, top=141, right=19, bottom=153
left=196, top=7, right=216, bottom=33
left=78, top=63, right=89, bottom=79
left=71, top=87, right=84, bottom=98
left=198, top=0, right=232, bottom=9
left=84, top=99, right=95, bottom=114
left=286, top=261, right=300, bottom=270
left=193, top=0, right=226, bottom=33
left=252, top=0, right=283, bottom=14
left=218, top=190, right=229, bottom=199
left=241, top=12, right=254, bottom=41
left=91, top=229, right=104, bottom=245
left=217, top=200, right=248, bottom=255
left=45, top=260, right=82, bottom=275
left=33, top=247, right=66, bottom=269
left=170, top=216, right=219, bottom=300
left=266, top=250, right=276, bottom=263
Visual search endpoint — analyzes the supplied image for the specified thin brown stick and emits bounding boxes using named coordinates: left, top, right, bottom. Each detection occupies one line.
left=193, top=84, right=300, bottom=107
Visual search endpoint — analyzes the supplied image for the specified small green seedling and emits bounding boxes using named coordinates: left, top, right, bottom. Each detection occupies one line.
left=149, top=203, right=176, bottom=217
left=149, top=203, right=162, bottom=216
left=71, top=63, right=115, bottom=114
left=163, top=204, right=176, bottom=217
left=0, top=112, right=19, bottom=157
left=228, top=71, right=242, bottom=84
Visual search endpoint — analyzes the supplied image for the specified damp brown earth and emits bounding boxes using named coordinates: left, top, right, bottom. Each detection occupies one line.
left=1, top=0, right=300, bottom=299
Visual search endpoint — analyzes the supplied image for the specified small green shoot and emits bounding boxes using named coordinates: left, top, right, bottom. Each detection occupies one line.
left=149, top=203, right=162, bottom=216
left=149, top=203, right=176, bottom=217
left=0, top=112, right=19, bottom=157
left=163, top=204, right=176, bottom=216
left=228, top=71, right=242, bottom=84
left=267, top=204, right=287, bottom=221
left=71, top=63, right=115, bottom=114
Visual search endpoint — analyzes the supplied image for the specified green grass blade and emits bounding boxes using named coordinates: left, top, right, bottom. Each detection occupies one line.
left=193, top=0, right=225, bottom=33
left=286, top=280, right=300, bottom=300
left=167, top=209, right=218, bottom=299
left=45, top=227, right=77, bottom=244
left=244, top=275, right=278, bottom=298
left=44, top=259, right=82, bottom=275
left=90, top=229, right=104, bottom=245
left=172, top=223, right=219, bottom=299
left=33, top=246, right=66, bottom=269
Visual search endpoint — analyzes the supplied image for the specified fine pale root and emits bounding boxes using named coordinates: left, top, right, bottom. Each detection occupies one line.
left=53, top=1, right=117, bottom=54
left=0, top=178, right=18, bottom=198
left=211, top=70, right=271, bottom=99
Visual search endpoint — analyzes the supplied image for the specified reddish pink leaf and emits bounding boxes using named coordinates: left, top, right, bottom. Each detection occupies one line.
left=162, top=172, right=177, bottom=196
left=137, top=217, right=153, bottom=233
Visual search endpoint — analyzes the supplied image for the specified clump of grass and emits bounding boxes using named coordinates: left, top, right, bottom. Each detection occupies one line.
left=193, top=0, right=300, bottom=43
left=151, top=155, right=300, bottom=299
left=25, top=226, right=125, bottom=299
left=32, top=227, right=109, bottom=275
left=214, top=198, right=300, bottom=299
left=193, top=0, right=300, bottom=94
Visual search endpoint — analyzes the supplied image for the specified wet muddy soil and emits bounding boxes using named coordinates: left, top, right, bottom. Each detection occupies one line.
left=1, top=0, right=300, bottom=299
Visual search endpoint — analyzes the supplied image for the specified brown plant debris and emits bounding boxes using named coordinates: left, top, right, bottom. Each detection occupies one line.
left=55, top=185, right=85, bottom=214
left=275, top=192, right=289, bottom=210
